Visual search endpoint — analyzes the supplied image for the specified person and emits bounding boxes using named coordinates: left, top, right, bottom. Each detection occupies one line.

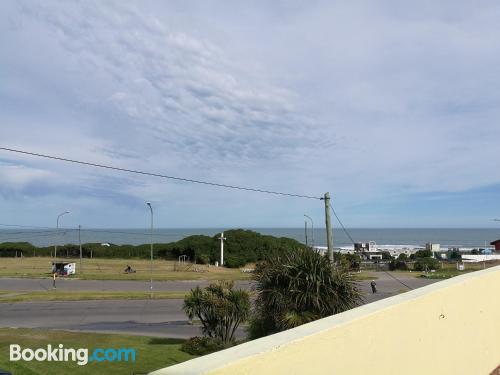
left=52, top=272, right=57, bottom=289
left=370, top=280, right=377, bottom=294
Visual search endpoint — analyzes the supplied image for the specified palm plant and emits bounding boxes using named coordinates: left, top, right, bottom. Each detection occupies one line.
left=249, top=248, right=362, bottom=338
left=183, top=281, right=250, bottom=344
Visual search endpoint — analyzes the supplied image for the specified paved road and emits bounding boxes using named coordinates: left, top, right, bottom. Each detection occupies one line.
left=0, top=277, right=252, bottom=292
left=0, top=273, right=438, bottom=338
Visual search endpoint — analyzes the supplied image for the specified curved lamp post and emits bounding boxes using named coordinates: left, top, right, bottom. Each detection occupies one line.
left=54, top=211, right=70, bottom=260
left=304, top=214, right=314, bottom=249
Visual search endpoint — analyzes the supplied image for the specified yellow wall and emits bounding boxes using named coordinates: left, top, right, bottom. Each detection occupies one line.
left=151, top=266, right=500, bottom=375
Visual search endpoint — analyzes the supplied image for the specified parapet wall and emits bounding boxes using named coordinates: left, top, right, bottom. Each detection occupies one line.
left=151, top=266, right=500, bottom=375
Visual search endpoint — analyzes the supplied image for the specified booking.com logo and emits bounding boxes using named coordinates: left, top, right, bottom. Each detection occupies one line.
left=9, top=344, right=136, bottom=366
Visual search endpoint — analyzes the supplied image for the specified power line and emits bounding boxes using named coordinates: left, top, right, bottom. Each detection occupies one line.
left=0, top=224, right=199, bottom=238
left=382, top=271, right=413, bottom=290
left=329, top=206, right=413, bottom=290
left=0, top=229, right=67, bottom=235
left=331, top=206, right=356, bottom=245
left=0, top=223, right=54, bottom=229
left=0, top=147, right=322, bottom=200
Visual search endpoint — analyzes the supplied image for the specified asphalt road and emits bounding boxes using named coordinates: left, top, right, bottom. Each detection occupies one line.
left=0, top=273, right=438, bottom=338
left=0, top=278, right=252, bottom=292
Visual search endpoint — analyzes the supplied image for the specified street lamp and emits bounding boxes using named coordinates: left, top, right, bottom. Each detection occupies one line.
left=54, top=211, right=70, bottom=260
left=146, top=202, right=154, bottom=296
left=304, top=214, right=314, bottom=248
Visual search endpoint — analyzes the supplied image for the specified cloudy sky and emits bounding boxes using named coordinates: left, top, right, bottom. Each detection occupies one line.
left=1, top=0, right=499, bottom=229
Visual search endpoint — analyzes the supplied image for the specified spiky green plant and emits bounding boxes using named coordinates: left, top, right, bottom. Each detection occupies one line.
left=183, top=281, right=250, bottom=343
left=249, top=248, right=362, bottom=338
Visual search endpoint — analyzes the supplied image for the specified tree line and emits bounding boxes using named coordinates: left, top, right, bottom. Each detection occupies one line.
left=0, top=229, right=304, bottom=268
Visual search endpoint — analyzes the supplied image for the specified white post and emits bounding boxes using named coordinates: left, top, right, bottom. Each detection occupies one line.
left=218, top=232, right=226, bottom=266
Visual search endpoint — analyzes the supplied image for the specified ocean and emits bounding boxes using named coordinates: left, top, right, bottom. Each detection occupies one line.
left=0, top=228, right=499, bottom=249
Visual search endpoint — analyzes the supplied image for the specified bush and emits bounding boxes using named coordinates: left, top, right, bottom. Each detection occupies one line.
left=389, top=259, right=408, bottom=271
left=414, top=257, right=441, bottom=271
left=181, top=337, right=226, bottom=355
left=381, top=251, right=392, bottom=260
left=224, top=255, right=246, bottom=268
left=413, top=249, right=433, bottom=259
left=250, top=248, right=362, bottom=339
left=196, top=254, right=210, bottom=264
left=183, top=281, right=250, bottom=344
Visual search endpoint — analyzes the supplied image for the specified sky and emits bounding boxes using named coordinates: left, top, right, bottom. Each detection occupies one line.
left=1, top=0, right=500, bottom=229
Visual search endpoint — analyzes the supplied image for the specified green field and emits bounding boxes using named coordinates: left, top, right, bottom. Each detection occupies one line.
left=392, top=260, right=499, bottom=279
left=0, top=328, right=195, bottom=375
left=0, top=290, right=187, bottom=303
left=0, top=257, right=252, bottom=281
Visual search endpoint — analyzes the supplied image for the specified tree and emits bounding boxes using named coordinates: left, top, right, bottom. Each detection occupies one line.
left=183, top=281, right=250, bottom=344
left=381, top=251, right=392, bottom=260
left=389, top=258, right=408, bottom=271
left=414, top=257, right=441, bottom=271
left=398, top=253, right=408, bottom=261
left=249, top=248, right=362, bottom=339
left=414, top=249, right=433, bottom=258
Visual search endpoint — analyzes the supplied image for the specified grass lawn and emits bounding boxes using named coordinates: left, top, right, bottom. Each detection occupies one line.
left=0, top=257, right=251, bottom=281
left=0, top=328, right=194, bottom=375
left=0, top=290, right=187, bottom=303
left=351, top=271, right=378, bottom=281
left=400, top=260, right=498, bottom=279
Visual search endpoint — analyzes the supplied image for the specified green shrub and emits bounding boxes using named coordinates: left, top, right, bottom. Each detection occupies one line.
left=413, top=249, right=433, bottom=259
left=180, top=337, right=226, bottom=355
left=183, top=281, right=250, bottom=344
left=196, top=254, right=210, bottom=264
left=414, top=257, right=441, bottom=271
left=250, top=248, right=362, bottom=339
left=389, top=259, right=408, bottom=271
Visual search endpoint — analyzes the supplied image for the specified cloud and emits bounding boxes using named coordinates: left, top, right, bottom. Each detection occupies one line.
left=0, top=0, right=499, bottom=227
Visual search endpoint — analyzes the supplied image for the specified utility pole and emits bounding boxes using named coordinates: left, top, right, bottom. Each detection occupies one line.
left=218, top=232, right=226, bottom=266
left=304, top=220, right=308, bottom=247
left=324, top=192, right=333, bottom=263
left=78, top=225, right=82, bottom=274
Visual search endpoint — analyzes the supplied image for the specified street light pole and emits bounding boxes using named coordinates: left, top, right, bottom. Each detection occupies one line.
left=304, top=220, right=308, bottom=247
left=79, top=225, right=82, bottom=274
left=146, top=202, right=154, bottom=297
left=54, top=211, right=69, bottom=261
left=304, top=214, right=314, bottom=249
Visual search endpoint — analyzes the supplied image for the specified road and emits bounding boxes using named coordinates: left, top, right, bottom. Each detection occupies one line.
left=0, top=277, right=252, bottom=292
left=0, top=273, right=438, bottom=338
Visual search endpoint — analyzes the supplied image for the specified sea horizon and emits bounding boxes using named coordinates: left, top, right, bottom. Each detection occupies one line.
left=1, top=227, right=499, bottom=248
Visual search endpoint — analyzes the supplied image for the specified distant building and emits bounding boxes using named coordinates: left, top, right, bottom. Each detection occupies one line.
left=490, top=240, right=500, bottom=251
left=426, top=243, right=441, bottom=252
left=354, top=241, right=377, bottom=252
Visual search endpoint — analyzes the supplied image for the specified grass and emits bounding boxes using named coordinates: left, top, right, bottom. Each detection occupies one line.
left=0, top=328, right=195, bottom=375
left=0, top=291, right=187, bottom=303
left=0, top=257, right=251, bottom=281
left=411, top=261, right=498, bottom=279
left=351, top=272, right=378, bottom=281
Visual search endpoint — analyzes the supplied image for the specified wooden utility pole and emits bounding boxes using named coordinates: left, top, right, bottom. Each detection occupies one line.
left=324, top=192, right=333, bottom=263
